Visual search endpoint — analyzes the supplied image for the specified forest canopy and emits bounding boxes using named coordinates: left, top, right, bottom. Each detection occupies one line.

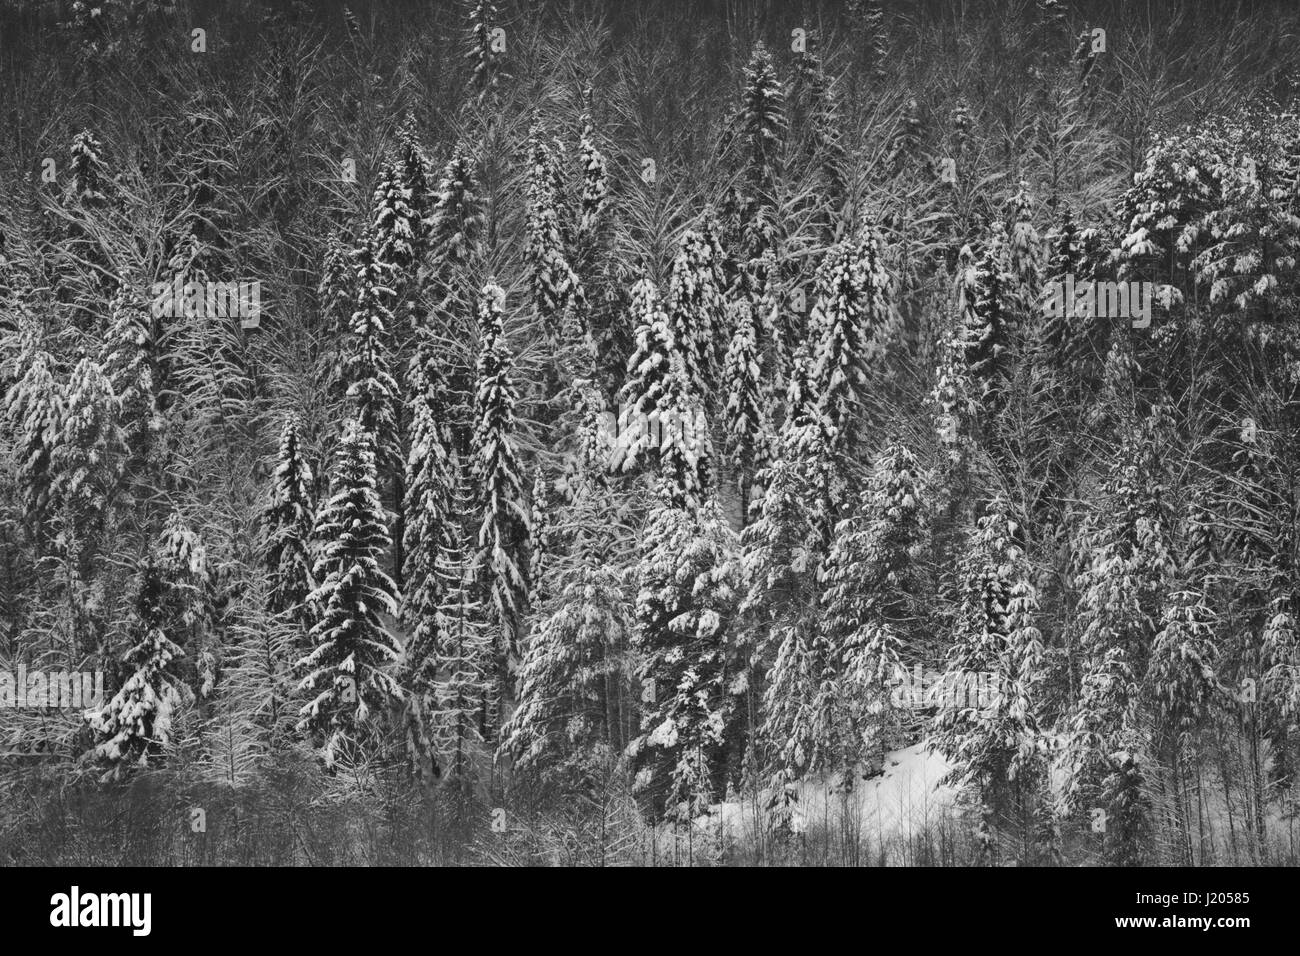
left=1, top=0, right=1299, bottom=867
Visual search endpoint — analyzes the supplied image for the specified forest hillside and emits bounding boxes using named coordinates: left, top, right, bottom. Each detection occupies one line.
left=1, top=0, right=1299, bottom=866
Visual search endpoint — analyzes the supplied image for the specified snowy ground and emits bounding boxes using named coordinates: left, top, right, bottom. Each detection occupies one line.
left=743, top=742, right=958, bottom=838
left=647, top=743, right=965, bottom=863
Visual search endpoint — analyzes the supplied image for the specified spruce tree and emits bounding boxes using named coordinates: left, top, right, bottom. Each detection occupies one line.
left=428, top=146, right=483, bottom=283
left=375, top=117, right=434, bottom=277
left=1065, top=409, right=1178, bottom=860
left=808, top=227, right=892, bottom=456
left=665, top=228, right=727, bottom=397
left=736, top=42, right=786, bottom=207
left=101, top=280, right=159, bottom=467
left=762, top=614, right=843, bottom=791
left=655, top=357, right=713, bottom=511
left=465, top=0, right=505, bottom=103
left=802, top=52, right=848, bottom=238
left=429, top=465, right=493, bottom=783
left=724, top=42, right=786, bottom=290
left=399, top=353, right=457, bottom=776
left=51, top=357, right=123, bottom=547
left=263, top=415, right=315, bottom=622
left=471, top=281, right=531, bottom=652
left=402, top=357, right=456, bottom=637
left=501, top=558, right=631, bottom=785
left=297, top=420, right=402, bottom=767
left=159, top=511, right=215, bottom=689
left=524, top=125, right=582, bottom=338
left=821, top=442, right=925, bottom=649
left=722, top=294, right=772, bottom=515
left=577, top=107, right=609, bottom=243
left=962, top=223, right=1014, bottom=413
left=930, top=318, right=976, bottom=464
left=6, top=339, right=63, bottom=533
left=931, top=498, right=1045, bottom=820
left=1038, top=203, right=1083, bottom=366
left=1007, top=182, right=1042, bottom=311
left=86, top=558, right=192, bottom=781
left=344, top=234, right=400, bottom=461
left=424, top=145, right=484, bottom=456
left=616, top=275, right=673, bottom=473
left=615, top=273, right=711, bottom=501
left=319, top=229, right=356, bottom=393
left=630, top=494, right=739, bottom=821
left=1149, top=587, right=1220, bottom=741
left=765, top=443, right=925, bottom=788
left=67, top=128, right=112, bottom=208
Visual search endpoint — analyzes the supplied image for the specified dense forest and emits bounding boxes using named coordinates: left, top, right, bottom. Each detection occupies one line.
left=1, top=0, right=1300, bottom=867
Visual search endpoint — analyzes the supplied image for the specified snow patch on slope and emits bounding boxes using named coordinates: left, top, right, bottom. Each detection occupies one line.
left=680, top=742, right=963, bottom=856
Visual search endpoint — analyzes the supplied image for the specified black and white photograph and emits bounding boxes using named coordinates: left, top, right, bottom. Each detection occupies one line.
left=0, top=0, right=1290, bottom=925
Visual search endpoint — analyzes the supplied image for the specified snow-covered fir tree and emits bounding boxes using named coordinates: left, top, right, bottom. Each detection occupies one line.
left=722, top=294, right=772, bottom=515
left=1006, top=182, right=1042, bottom=310
left=263, top=415, right=315, bottom=623
left=1038, top=203, right=1083, bottom=368
left=371, top=127, right=432, bottom=284
left=808, top=227, right=892, bottom=456
left=523, top=125, right=582, bottom=338
left=343, top=234, right=400, bottom=461
left=761, top=609, right=843, bottom=796
left=665, top=228, right=727, bottom=397
left=6, top=338, right=63, bottom=534
left=820, top=441, right=925, bottom=671
left=398, top=355, right=457, bottom=779
left=764, top=442, right=924, bottom=791
left=800, top=49, right=848, bottom=238
left=428, top=146, right=483, bottom=282
left=500, top=553, right=632, bottom=788
left=465, top=0, right=505, bottom=103
left=615, top=273, right=712, bottom=501
left=741, top=419, right=835, bottom=619
left=471, top=281, right=531, bottom=652
left=297, top=419, right=402, bottom=768
left=615, top=274, right=674, bottom=473
left=159, top=511, right=216, bottom=692
left=961, top=223, right=1014, bottom=413
left=427, top=464, right=493, bottom=784
left=723, top=42, right=786, bottom=286
left=629, top=492, right=739, bottom=821
left=931, top=498, right=1045, bottom=822
left=1148, top=586, right=1220, bottom=750
left=100, top=279, right=158, bottom=467
left=67, top=128, right=112, bottom=208
left=527, top=470, right=552, bottom=607
left=577, top=106, right=609, bottom=244
left=499, top=387, right=634, bottom=786
left=86, top=557, right=192, bottom=781
left=51, top=357, right=123, bottom=547
left=930, top=316, right=977, bottom=464
left=423, top=146, right=484, bottom=447
left=736, top=42, right=786, bottom=203
left=1065, top=408, right=1178, bottom=862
